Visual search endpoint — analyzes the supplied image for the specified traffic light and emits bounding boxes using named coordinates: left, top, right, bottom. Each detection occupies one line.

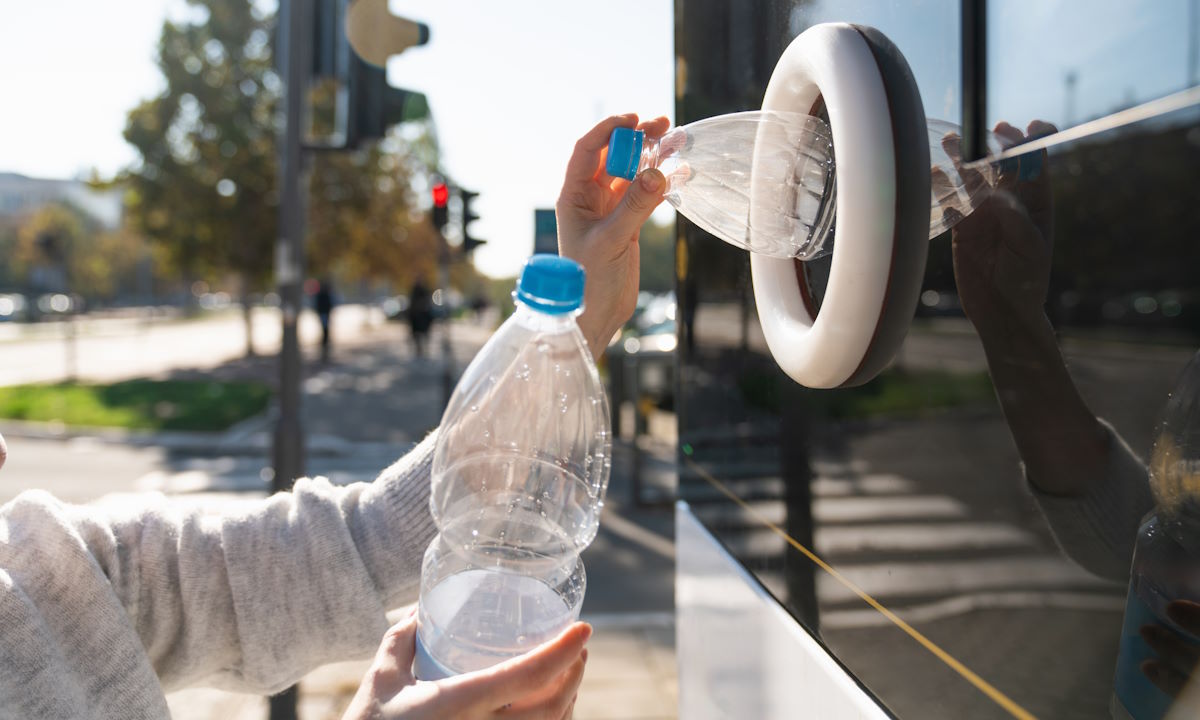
left=347, top=56, right=429, bottom=147
left=308, top=0, right=430, bottom=150
left=431, top=180, right=449, bottom=232
left=459, top=189, right=486, bottom=254
left=344, top=0, right=427, bottom=66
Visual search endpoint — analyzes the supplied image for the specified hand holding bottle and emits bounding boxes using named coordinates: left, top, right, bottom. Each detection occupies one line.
left=556, top=113, right=669, bottom=356
left=342, top=611, right=590, bottom=720
left=1140, top=600, right=1200, bottom=699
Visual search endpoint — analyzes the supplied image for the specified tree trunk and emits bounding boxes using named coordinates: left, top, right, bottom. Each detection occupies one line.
left=239, top=274, right=256, bottom=357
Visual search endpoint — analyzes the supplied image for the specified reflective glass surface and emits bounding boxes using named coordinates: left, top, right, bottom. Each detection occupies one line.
left=674, top=1, right=1200, bottom=717
left=988, top=0, right=1200, bottom=133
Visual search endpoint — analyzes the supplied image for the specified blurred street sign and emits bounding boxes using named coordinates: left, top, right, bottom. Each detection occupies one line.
left=534, top=208, right=558, bottom=255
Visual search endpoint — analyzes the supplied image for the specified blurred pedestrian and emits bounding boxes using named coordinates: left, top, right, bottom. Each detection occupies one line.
left=408, top=279, right=433, bottom=358
left=315, top=278, right=335, bottom=364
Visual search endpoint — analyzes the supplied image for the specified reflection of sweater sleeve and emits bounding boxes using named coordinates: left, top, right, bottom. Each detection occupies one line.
left=1027, top=420, right=1154, bottom=583
left=0, top=432, right=438, bottom=718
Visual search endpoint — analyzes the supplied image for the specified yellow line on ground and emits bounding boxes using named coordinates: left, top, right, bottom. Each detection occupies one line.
left=683, top=456, right=1038, bottom=720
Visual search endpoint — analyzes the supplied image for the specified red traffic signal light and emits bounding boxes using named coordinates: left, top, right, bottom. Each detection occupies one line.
left=431, top=181, right=450, bottom=230
left=432, top=182, right=449, bottom=208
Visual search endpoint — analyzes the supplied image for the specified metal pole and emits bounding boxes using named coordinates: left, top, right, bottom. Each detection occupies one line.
left=628, top=353, right=644, bottom=505
left=270, top=0, right=311, bottom=716
left=439, top=236, right=453, bottom=408
left=960, top=0, right=988, bottom=162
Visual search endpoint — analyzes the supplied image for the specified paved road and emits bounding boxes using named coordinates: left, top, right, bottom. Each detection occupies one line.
left=0, top=304, right=382, bottom=386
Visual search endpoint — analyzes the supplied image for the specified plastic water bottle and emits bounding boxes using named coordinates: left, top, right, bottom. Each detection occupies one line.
left=1111, top=351, right=1200, bottom=720
left=414, top=255, right=610, bottom=680
left=605, top=111, right=1008, bottom=260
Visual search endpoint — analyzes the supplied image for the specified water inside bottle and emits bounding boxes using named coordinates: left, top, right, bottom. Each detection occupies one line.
left=1111, top=577, right=1198, bottom=719
left=416, top=567, right=581, bottom=677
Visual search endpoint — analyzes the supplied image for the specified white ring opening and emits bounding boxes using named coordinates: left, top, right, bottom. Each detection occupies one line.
left=750, top=23, right=899, bottom=389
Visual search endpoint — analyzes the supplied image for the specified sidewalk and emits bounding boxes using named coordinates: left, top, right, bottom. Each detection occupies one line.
left=125, top=318, right=681, bottom=719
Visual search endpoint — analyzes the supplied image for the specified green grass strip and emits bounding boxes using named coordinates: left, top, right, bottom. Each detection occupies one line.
left=0, top=380, right=272, bottom=432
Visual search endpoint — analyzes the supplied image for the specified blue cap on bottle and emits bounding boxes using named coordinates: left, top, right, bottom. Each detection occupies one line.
left=515, top=254, right=585, bottom=315
left=605, top=127, right=645, bottom=181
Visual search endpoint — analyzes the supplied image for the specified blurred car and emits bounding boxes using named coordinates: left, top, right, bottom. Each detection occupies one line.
left=615, top=294, right=678, bottom=412
left=381, top=295, right=410, bottom=322
left=35, top=293, right=79, bottom=316
left=914, top=288, right=963, bottom=318
left=631, top=291, right=677, bottom=333
left=0, top=293, right=28, bottom=322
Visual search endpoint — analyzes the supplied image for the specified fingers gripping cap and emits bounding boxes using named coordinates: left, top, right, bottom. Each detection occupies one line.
left=605, top=127, right=645, bottom=181
left=516, top=254, right=585, bottom=315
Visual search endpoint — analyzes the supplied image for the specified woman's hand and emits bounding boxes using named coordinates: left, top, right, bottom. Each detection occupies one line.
left=342, top=612, right=590, bottom=720
left=556, top=113, right=670, bottom=356
left=1141, top=600, right=1200, bottom=699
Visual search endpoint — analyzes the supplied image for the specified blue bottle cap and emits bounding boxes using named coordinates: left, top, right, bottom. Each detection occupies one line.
left=515, top=254, right=585, bottom=315
left=605, top=126, right=645, bottom=181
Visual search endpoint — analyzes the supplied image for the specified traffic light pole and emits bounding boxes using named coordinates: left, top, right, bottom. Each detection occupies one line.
left=271, top=0, right=311, bottom=717
left=439, top=233, right=454, bottom=408
left=269, top=3, right=428, bottom=715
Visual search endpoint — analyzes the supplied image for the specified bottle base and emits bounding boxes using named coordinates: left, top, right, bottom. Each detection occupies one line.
left=1111, top=692, right=1136, bottom=720
left=413, top=631, right=456, bottom=681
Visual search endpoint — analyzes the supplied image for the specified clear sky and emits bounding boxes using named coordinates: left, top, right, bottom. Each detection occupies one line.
left=0, top=0, right=674, bottom=279
left=386, top=1, right=675, bottom=277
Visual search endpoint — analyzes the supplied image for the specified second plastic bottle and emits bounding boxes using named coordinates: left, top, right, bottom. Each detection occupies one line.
left=605, top=111, right=1006, bottom=260
left=414, top=255, right=611, bottom=680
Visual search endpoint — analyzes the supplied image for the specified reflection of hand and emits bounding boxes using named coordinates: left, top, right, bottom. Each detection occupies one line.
left=941, top=121, right=1057, bottom=337
left=556, top=114, right=669, bottom=356
left=342, top=612, right=589, bottom=720
left=1141, top=600, right=1200, bottom=699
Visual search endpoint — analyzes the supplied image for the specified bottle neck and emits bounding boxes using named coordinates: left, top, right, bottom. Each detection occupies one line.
left=639, top=128, right=690, bottom=199
left=511, top=301, right=580, bottom=333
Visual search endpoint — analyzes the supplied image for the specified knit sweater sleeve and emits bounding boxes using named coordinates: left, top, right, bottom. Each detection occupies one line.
left=64, top=430, right=438, bottom=694
left=1026, top=420, right=1154, bottom=583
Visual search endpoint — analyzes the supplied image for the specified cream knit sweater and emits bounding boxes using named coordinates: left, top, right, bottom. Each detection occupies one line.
left=0, top=432, right=437, bottom=720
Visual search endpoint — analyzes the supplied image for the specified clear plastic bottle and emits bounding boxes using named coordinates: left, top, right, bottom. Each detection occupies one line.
left=1111, top=351, right=1200, bottom=720
left=605, top=112, right=1007, bottom=260
left=414, top=254, right=610, bottom=680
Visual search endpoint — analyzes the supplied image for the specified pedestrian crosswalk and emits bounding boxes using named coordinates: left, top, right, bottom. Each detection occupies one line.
left=682, top=453, right=1126, bottom=632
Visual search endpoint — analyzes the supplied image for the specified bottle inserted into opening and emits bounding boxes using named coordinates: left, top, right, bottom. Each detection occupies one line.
left=606, top=111, right=1009, bottom=261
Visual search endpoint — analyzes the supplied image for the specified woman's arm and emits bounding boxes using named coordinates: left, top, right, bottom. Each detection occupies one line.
left=62, top=431, right=438, bottom=693
left=947, top=122, right=1153, bottom=581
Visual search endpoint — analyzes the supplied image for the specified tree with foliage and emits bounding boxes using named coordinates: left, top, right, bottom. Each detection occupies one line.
left=122, top=0, right=278, bottom=354
left=10, top=203, right=145, bottom=309
left=306, top=136, right=443, bottom=291
left=123, top=0, right=485, bottom=356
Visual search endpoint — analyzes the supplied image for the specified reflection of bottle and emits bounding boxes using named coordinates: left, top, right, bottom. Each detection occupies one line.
left=1113, top=516, right=1200, bottom=719
left=606, top=112, right=1011, bottom=259
left=413, top=255, right=609, bottom=680
left=1112, top=351, right=1200, bottom=720
left=926, top=119, right=1005, bottom=238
